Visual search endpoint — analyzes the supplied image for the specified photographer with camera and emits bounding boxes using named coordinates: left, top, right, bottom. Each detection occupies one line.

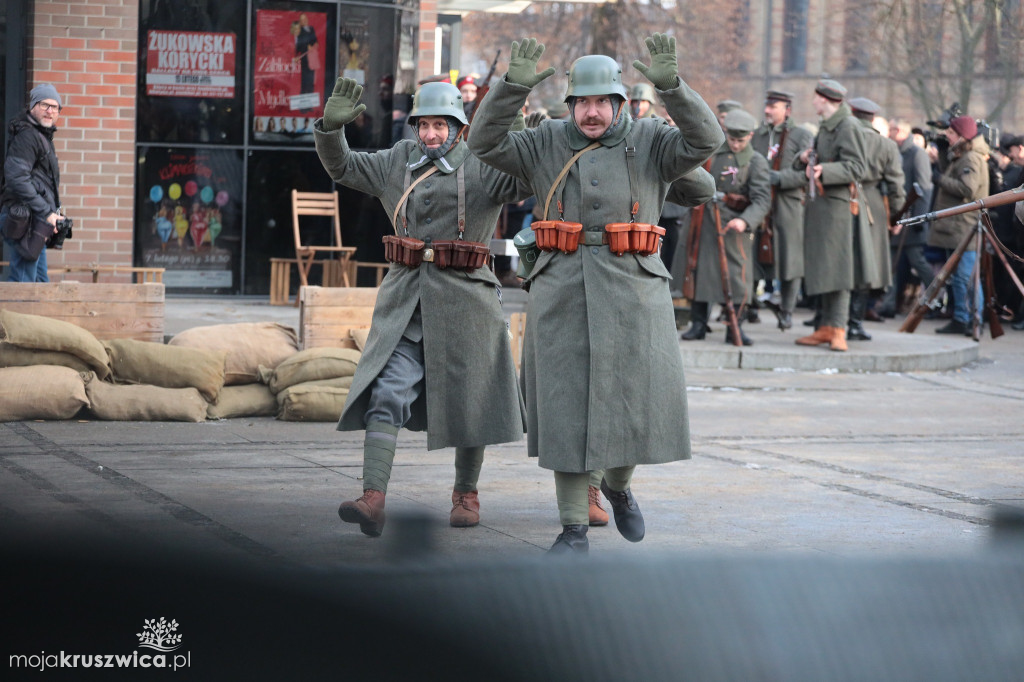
left=0, top=84, right=68, bottom=282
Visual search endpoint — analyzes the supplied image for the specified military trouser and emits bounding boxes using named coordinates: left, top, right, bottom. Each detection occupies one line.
left=819, top=289, right=851, bottom=329
left=554, top=466, right=635, bottom=526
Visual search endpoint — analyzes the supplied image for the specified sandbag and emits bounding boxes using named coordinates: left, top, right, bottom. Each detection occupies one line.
left=0, top=365, right=89, bottom=421
left=83, top=372, right=207, bottom=422
left=276, top=384, right=350, bottom=422
left=169, top=322, right=299, bottom=385
left=207, top=383, right=278, bottom=420
left=104, top=338, right=226, bottom=402
left=0, top=341, right=92, bottom=373
left=260, top=347, right=360, bottom=394
left=0, top=309, right=110, bottom=379
left=350, top=327, right=370, bottom=351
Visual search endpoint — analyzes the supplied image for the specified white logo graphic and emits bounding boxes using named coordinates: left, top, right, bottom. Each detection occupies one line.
left=136, top=617, right=183, bottom=652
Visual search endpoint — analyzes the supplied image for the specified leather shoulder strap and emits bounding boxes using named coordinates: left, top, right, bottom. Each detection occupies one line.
left=542, top=142, right=600, bottom=220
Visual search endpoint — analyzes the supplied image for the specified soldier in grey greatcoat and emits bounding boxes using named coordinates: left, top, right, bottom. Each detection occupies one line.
left=751, top=89, right=814, bottom=330
left=680, top=109, right=771, bottom=345
left=793, top=79, right=867, bottom=352
left=314, top=79, right=528, bottom=537
left=928, top=115, right=990, bottom=334
left=468, top=35, right=723, bottom=554
left=846, top=99, right=905, bottom=341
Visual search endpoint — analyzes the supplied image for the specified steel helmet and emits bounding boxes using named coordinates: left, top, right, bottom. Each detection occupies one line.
left=408, top=81, right=468, bottom=126
left=629, top=82, right=657, bottom=104
left=564, top=55, right=627, bottom=101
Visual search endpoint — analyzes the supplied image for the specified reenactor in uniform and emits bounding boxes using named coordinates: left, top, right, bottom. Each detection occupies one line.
left=679, top=109, right=771, bottom=345
left=846, top=98, right=905, bottom=340
left=751, top=89, right=814, bottom=330
left=629, top=82, right=658, bottom=119
left=716, top=99, right=743, bottom=131
left=468, top=35, right=722, bottom=554
left=794, top=79, right=868, bottom=352
left=314, top=79, right=528, bottom=537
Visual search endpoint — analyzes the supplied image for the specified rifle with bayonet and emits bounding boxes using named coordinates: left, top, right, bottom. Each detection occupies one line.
left=711, top=193, right=743, bottom=346
left=896, top=185, right=1024, bottom=228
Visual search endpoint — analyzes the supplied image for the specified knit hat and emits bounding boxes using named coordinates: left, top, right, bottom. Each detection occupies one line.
left=29, top=83, right=62, bottom=110
left=814, top=79, right=846, bottom=102
left=949, top=116, right=978, bottom=140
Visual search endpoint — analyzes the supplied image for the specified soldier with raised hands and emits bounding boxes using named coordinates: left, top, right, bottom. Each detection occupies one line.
left=313, top=77, right=529, bottom=538
left=468, top=35, right=722, bottom=555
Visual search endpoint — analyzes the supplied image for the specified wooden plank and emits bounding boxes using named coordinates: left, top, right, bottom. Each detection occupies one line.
left=300, top=285, right=379, bottom=307
left=299, top=285, right=378, bottom=349
left=0, top=283, right=165, bottom=342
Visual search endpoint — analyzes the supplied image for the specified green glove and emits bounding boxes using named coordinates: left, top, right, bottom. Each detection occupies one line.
left=506, top=38, right=556, bottom=89
left=632, top=33, right=678, bottom=91
left=322, top=77, right=366, bottom=132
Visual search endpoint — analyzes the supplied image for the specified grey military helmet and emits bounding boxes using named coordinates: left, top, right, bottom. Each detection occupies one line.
left=629, top=82, right=657, bottom=104
left=564, top=55, right=628, bottom=101
left=408, top=81, right=468, bottom=126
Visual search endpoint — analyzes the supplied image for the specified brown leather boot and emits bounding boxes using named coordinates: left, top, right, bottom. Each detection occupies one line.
left=450, top=490, right=480, bottom=527
left=588, top=485, right=609, bottom=526
left=338, top=489, right=386, bottom=537
left=830, top=326, right=848, bottom=352
left=795, top=325, right=834, bottom=346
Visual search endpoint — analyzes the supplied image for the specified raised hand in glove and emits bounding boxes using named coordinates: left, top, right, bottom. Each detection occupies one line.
left=525, top=111, right=549, bottom=129
left=633, top=33, right=678, bottom=91
left=322, top=77, right=366, bottom=132
left=506, top=38, right=556, bottom=89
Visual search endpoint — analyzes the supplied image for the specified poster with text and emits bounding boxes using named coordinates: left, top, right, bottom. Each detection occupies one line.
left=136, top=148, right=242, bottom=292
left=252, top=8, right=330, bottom=143
left=146, top=30, right=237, bottom=98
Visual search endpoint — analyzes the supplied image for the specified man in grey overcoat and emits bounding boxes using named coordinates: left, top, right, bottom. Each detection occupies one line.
left=468, top=35, right=723, bottom=554
left=846, top=99, right=905, bottom=341
left=793, top=79, right=867, bottom=352
left=314, top=79, right=528, bottom=537
left=680, top=109, right=771, bottom=346
left=751, top=90, right=814, bottom=330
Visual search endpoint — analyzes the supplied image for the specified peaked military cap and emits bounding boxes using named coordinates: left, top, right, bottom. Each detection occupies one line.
left=723, top=109, right=758, bottom=136
left=765, top=90, right=794, bottom=104
left=849, top=97, right=881, bottom=116
left=716, top=99, right=743, bottom=114
left=814, top=79, right=847, bottom=102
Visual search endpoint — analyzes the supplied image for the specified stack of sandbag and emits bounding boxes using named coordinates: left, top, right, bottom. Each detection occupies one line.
left=92, top=338, right=226, bottom=422
left=259, top=347, right=361, bottom=421
left=168, top=322, right=299, bottom=419
left=0, top=309, right=109, bottom=421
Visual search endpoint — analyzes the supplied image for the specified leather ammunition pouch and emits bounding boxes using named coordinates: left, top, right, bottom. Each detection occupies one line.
left=531, top=220, right=582, bottom=253
left=382, top=235, right=425, bottom=268
left=723, top=193, right=752, bottom=212
left=604, top=222, right=665, bottom=257
left=382, top=235, right=488, bottom=271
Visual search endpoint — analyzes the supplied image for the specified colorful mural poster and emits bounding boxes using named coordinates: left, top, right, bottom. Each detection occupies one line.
left=252, top=9, right=328, bottom=141
left=136, top=148, right=242, bottom=291
left=145, top=30, right=237, bottom=98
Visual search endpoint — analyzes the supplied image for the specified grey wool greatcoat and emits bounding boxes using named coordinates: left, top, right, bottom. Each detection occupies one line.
left=794, top=103, right=868, bottom=296
left=692, top=143, right=771, bottom=305
left=928, top=138, right=990, bottom=253
left=314, top=125, right=528, bottom=450
left=852, top=120, right=905, bottom=290
left=751, top=120, right=813, bottom=281
left=468, top=76, right=723, bottom=473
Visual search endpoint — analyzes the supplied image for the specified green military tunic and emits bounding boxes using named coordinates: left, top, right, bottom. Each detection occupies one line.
left=751, top=120, right=814, bottom=281
left=691, top=143, right=771, bottom=305
left=314, top=125, right=528, bottom=450
left=794, top=103, right=868, bottom=296
left=468, top=76, right=723, bottom=472
left=853, top=120, right=906, bottom=290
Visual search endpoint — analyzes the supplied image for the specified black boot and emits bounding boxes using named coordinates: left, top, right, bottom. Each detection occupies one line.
left=803, top=311, right=822, bottom=327
left=547, top=524, right=589, bottom=555
left=725, top=322, right=753, bottom=346
left=681, top=301, right=709, bottom=341
left=848, top=290, right=872, bottom=341
left=600, top=479, right=645, bottom=542
left=778, top=310, right=793, bottom=330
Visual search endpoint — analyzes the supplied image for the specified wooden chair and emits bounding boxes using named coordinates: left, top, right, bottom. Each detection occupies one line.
left=291, top=189, right=357, bottom=295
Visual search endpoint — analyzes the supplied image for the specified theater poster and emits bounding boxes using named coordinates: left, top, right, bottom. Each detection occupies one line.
left=252, top=6, right=335, bottom=143
left=136, top=147, right=242, bottom=292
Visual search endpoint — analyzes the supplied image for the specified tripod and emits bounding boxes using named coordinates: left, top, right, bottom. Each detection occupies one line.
left=900, top=210, right=1024, bottom=340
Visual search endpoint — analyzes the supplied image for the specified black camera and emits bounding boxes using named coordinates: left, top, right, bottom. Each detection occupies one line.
left=47, top=217, right=73, bottom=250
left=976, top=119, right=1000, bottom=150
left=926, top=102, right=964, bottom=130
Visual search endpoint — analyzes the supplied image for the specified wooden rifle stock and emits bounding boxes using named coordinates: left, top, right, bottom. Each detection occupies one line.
left=712, top=199, right=743, bottom=346
left=981, top=242, right=1004, bottom=339
left=681, top=204, right=704, bottom=300
left=899, top=224, right=974, bottom=332
left=897, top=184, right=1024, bottom=227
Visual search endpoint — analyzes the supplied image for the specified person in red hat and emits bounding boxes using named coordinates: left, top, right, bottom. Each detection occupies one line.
left=927, top=115, right=989, bottom=334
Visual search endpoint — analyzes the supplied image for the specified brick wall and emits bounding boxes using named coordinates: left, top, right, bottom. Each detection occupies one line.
left=29, top=1, right=138, bottom=278
left=417, top=0, right=437, bottom=80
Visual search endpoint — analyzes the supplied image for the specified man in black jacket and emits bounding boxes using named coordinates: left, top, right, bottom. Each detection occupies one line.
left=1, top=84, right=63, bottom=282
